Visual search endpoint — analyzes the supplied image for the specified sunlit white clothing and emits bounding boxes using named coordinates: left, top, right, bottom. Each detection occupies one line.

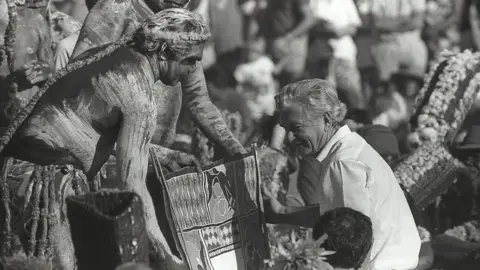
left=234, top=56, right=276, bottom=120
left=315, top=125, right=421, bottom=270
left=310, top=0, right=361, bottom=61
left=54, top=32, right=80, bottom=71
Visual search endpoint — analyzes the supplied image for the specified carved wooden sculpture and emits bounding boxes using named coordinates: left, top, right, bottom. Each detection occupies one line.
left=71, top=0, right=245, bottom=157
left=0, top=9, right=236, bottom=268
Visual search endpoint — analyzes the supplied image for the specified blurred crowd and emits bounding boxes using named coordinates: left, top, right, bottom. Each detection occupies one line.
left=2, top=0, right=480, bottom=268
left=48, top=0, right=480, bottom=157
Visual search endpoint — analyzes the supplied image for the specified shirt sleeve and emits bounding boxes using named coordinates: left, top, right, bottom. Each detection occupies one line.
left=297, top=156, right=324, bottom=205
left=328, top=160, right=371, bottom=216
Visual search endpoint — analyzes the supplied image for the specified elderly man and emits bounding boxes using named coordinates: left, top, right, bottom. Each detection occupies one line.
left=266, top=79, right=421, bottom=270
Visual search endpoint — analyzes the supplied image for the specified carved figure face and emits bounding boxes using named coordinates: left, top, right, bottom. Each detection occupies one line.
left=160, top=43, right=204, bottom=86
left=147, top=0, right=191, bottom=13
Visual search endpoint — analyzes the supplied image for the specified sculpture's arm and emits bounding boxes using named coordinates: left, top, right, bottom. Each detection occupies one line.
left=115, top=92, right=178, bottom=261
left=70, top=0, right=131, bottom=59
left=181, top=63, right=247, bottom=156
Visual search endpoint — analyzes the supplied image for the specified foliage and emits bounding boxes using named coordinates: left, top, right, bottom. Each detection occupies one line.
left=265, top=226, right=335, bottom=270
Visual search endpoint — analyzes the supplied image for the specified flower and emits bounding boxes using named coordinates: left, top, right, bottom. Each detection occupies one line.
left=266, top=228, right=335, bottom=270
left=409, top=50, right=480, bottom=149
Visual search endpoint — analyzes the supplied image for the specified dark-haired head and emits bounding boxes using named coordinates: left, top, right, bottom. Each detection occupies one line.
left=313, top=207, right=373, bottom=269
left=344, top=109, right=373, bottom=125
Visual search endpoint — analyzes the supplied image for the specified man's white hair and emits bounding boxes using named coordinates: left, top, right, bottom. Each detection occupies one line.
left=275, top=79, right=347, bottom=125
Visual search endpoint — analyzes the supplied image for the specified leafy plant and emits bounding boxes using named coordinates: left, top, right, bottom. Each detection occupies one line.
left=266, top=228, right=335, bottom=270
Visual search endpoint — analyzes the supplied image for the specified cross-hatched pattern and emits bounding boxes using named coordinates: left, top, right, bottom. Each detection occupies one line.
left=161, top=153, right=269, bottom=269
left=201, top=221, right=240, bottom=252
left=166, top=173, right=211, bottom=230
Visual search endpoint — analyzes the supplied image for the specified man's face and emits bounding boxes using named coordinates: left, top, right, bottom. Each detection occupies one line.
left=160, top=43, right=204, bottom=86
left=148, top=0, right=191, bottom=12
left=278, top=104, right=325, bottom=157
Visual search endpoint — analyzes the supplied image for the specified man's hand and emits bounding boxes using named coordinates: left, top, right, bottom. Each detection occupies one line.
left=19, top=60, right=51, bottom=85
left=263, top=188, right=287, bottom=214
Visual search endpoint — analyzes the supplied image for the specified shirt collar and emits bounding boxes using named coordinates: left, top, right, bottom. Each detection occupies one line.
left=316, top=125, right=352, bottom=162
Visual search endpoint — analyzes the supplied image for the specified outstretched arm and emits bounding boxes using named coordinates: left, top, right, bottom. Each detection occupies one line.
left=70, top=0, right=135, bottom=59
left=181, top=63, right=247, bottom=156
left=116, top=99, right=180, bottom=264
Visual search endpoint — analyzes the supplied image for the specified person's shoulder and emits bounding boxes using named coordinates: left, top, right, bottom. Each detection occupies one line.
left=329, top=132, right=368, bottom=159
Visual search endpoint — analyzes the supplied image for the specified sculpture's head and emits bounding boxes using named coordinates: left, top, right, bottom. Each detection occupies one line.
left=144, top=0, right=191, bottom=13
left=134, top=8, right=210, bottom=86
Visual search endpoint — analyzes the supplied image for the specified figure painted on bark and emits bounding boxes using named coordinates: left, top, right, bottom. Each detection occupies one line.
left=0, top=8, right=224, bottom=268
left=72, top=0, right=246, bottom=158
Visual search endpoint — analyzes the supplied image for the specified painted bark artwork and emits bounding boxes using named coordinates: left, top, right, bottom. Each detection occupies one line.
left=152, top=151, right=269, bottom=270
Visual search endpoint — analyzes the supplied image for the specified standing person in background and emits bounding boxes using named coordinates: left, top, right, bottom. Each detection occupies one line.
left=424, top=0, right=463, bottom=60
left=309, top=0, right=366, bottom=110
left=209, top=0, right=244, bottom=73
left=357, top=0, right=428, bottom=94
left=464, top=0, right=480, bottom=50
left=258, top=0, right=315, bottom=86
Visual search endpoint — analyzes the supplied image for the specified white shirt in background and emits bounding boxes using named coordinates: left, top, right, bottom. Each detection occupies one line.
left=234, top=56, right=276, bottom=120
left=311, top=0, right=361, bottom=62
left=357, top=0, right=427, bottom=38
left=315, top=125, right=421, bottom=270
left=54, top=32, right=80, bottom=71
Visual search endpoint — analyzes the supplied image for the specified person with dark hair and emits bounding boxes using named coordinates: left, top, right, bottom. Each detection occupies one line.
left=342, top=109, right=373, bottom=132
left=313, top=207, right=373, bottom=270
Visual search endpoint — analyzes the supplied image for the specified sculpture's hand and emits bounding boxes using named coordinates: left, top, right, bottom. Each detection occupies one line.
left=167, top=151, right=203, bottom=175
left=20, top=60, right=51, bottom=85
